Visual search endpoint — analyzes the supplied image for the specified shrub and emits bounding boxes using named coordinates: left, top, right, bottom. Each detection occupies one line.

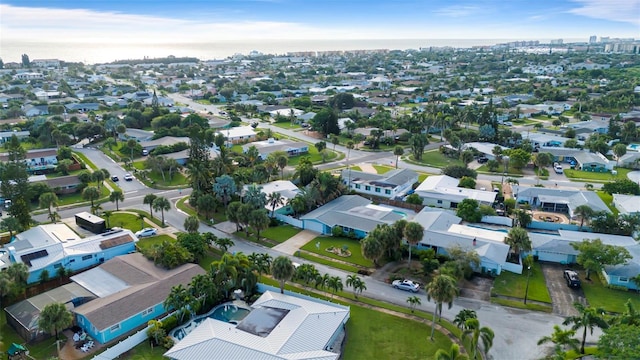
left=332, top=226, right=344, bottom=237
left=161, top=315, right=178, bottom=332
left=442, top=165, right=477, bottom=179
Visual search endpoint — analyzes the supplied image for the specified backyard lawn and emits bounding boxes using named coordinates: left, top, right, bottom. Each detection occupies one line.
left=261, top=225, right=301, bottom=243
left=596, top=190, right=618, bottom=215
left=136, top=234, right=175, bottom=253
left=108, top=212, right=146, bottom=231
left=491, top=262, right=552, bottom=304
left=146, top=170, right=189, bottom=187
left=300, top=236, right=373, bottom=268
left=563, top=167, right=631, bottom=182
left=580, top=272, right=640, bottom=314
left=56, top=185, right=110, bottom=206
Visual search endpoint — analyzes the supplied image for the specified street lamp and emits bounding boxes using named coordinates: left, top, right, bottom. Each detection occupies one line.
left=523, top=265, right=532, bottom=304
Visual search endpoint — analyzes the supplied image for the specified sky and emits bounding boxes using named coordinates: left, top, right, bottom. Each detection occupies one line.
left=1, top=0, right=638, bottom=44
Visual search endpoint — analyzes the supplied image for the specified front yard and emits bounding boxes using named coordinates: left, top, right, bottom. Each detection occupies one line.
left=261, top=225, right=301, bottom=243
left=300, top=236, right=373, bottom=268
left=563, top=167, right=631, bottom=182
left=410, top=150, right=464, bottom=168
left=491, top=262, right=552, bottom=305
left=580, top=271, right=640, bottom=314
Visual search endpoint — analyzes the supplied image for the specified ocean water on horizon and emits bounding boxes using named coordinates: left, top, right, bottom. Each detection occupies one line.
left=0, top=38, right=565, bottom=64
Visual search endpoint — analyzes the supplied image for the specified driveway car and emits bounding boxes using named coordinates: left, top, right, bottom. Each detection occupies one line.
left=477, top=157, right=488, bottom=164
left=124, top=173, right=134, bottom=181
left=392, top=279, right=420, bottom=293
left=135, top=228, right=158, bottom=238
left=111, top=176, right=119, bottom=182
left=564, top=269, right=581, bottom=288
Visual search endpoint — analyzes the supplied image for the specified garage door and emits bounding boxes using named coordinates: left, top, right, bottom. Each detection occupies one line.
left=537, top=251, right=569, bottom=264
left=303, top=220, right=326, bottom=234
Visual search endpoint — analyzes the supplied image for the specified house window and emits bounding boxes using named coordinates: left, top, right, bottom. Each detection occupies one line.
left=110, top=324, right=120, bottom=332
left=385, top=189, right=391, bottom=195
left=375, top=188, right=381, bottom=193
left=355, top=184, right=360, bottom=189
left=365, top=186, right=371, bottom=191
left=619, top=277, right=629, bottom=283
left=82, top=255, right=92, bottom=261
left=69, top=259, right=75, bottom=263
left=437, top=200, right=443, bottom=204
left=142, top=307, right=154, bottom=316
left=53, top=263, right=61, bottom=269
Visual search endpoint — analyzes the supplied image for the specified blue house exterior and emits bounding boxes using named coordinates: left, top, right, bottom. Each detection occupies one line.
left=0, top=225, right=138, bottom=284
left=71, top=254, right=206, bottom=344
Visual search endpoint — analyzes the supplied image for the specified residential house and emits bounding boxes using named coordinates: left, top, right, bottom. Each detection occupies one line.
left=13, top=72, right=44, bottom=81
left=463, top=142, right=508, bottom=160
left=0, top=148, right=58, bottom=172
left=72, top=253, right=206, bottom=344
left=618, top=151, right=640, bottom=168
left=414, top=209, right=512, bottom=275
left=0, top=225, right=139, bottom=284
left=139, top=136, right=190, bottom=152
left=252, top=180, right=300, bottom=215
left=612, top=194, right=640, bottom=215
left=341, top=168, right=418, bottom=199
left=523, top=132, right=578, bottom=148
left=300, top=195, right=415, bottom=238
left=572, top=151, right=612, bottom=172
left=121, top=128, right=155, bottom=142
left=242, top=138, right=308, bottom=160
left=164, top=290, right=350, bottom=360
left=218, top=126, right=257, bottom=145
left=414, top=175, right=497, bottom=209
left=514, top=187, right=610, bottom=218
left=0, top=131, right=30, bottom=144
left=65, top=103, right=100, bottom=112
left=568, top=119, right=609, bottom=135
left=22, top=104, right=49, bottom=117
left=27, top=175, right=82, bottom=195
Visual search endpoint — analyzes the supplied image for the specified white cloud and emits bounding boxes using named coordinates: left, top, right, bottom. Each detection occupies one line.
left=568, top=0, right=640, bottom=25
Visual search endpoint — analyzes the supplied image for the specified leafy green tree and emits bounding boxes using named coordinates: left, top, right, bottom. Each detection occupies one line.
left=0, top=217, right=22, bottom=240
left=613, top=143, right=627, bottom=166
left=360, top=229, right=384, bottom=267
left=406, top=295, right=421, bottom=313
left=563, top=302, right=609, bottom=354
left=109, top=189, right=124, bottom=211
left=147, top=319, right=167, bottom=346
left=82, top=186, right=100, bottom=207
left=56, top=159, right=73, bottom=175
left=405, top=193, right=423, bottom=205
left=460, top=150, right=475, bottom=168
left=404, top=221, right=424, bottom=264
left=426, top=274, right=459, bottom=340
left=151, top=240, right=192, bottom=269
left=434, top=343, right=468, bottom=360
left=458, top=176, right=476, bottom=189
left=183, top=215, right=200, bottom=233
left=39, top=192, right=59, bottom=218
left=38, top=302, right=73, bottom=340
left=164, top=284, right=195, bottom=322
left=0, top=135, right=31, bottom=228
left=514, top=209, right=532, bottom=228
left=294, top=157, right=318, bottom=186
left=311, top=107, right=339, bottom=136
left=507, top=148, right=532, bottom=170
left=454, top=309, right=477, bottom=330
left=463, top=318, right=494, bottom=360
left=534, top=152, right=553, bottom=183
left=597, top=324, right=640, bottom=359
left=177, top=232, right=207, bottom=262
left=456, top=199, right=481, bottom=223
left=409, top=133, right=428, bottom=161
left=571, top=238, right=632, bottom=280
left=152, top=196, right=171, bottom=225
left=271, top=256, right=295, bottom=294
left=226, top=201, right=242, bottom=232
left=213, top=174, right=236, bottom=208
left=602, top=179, right=640, bottom=195
left=537, top=325, right=580, bottom=355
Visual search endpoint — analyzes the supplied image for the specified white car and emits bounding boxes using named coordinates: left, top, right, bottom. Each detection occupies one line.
left=392, top=279, right=420, bottom=293
left=135, top=228, right=157, bottom=237
left=124, top=173, right=134, bottom=181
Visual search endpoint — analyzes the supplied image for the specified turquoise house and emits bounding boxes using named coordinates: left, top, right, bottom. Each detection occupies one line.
left=71, top=253, right=205, bottom=344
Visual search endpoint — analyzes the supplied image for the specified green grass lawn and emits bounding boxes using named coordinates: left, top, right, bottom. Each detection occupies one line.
left=135, top=234, right=175, bottom=253
left=72, top=150, right=98, bottom=170
left=272, top=122, right=302, bottom=130
left=349, top=166, right=362, bottom=172
left=476, top=165, right=523, bottom=176
left=107, top=212, right=146, bottom=231
left=373, top=165, right=394, bottom=174
left=287, top=148, right=338, bottom=166
left=261, top=225, right=301, bottom=243
left=125, top=209, right=165, bottom=227
left=132, top=161, right=146, bottom=170
left=413, top=150, right=464, bottom=168
left=296, top=252, right=360, bottom=273
left=563, top=167, right=631, bottom=182
left=491, top=262, right=552, bottom=303
left=300, top=236, right=373, bottom=268
left=580, top=272, right=640, bottom=314
left=146, top=170, right=189, bottom=187
left=595, top=190, right=618, bottom=215
left=418, top=173, right=429, bottom=183
left=56, top=185, right=110, bottom=206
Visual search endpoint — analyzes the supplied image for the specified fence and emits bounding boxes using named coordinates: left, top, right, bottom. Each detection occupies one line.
left=481, top=215, right=513, bottom=227
left=276, top=214, right=303, bottom=228
left=528, top=221, right=583, bottom=232
left=91, top=328, right=149, bottom=360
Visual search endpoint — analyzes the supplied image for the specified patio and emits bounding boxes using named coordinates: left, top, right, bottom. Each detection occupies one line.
left=531, top=211, right=570, bottom=224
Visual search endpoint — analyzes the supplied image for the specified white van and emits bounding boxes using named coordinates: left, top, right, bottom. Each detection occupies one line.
left=554, top=164, right=563, bottom=174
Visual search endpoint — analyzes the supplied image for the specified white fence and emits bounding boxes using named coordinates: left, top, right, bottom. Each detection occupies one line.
left=276, top=214, right=303, bottom=228
left=91, top=328, right=149, bottom=360
left=481, top=215, right=513, bottom=227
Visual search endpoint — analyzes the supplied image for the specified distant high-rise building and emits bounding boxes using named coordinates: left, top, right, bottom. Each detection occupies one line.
left=550, top=39, right=563, bottom=45
left=589, top=35, right=597, bottom=43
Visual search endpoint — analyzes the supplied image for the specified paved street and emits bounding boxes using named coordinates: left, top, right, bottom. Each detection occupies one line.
left=76, top=147, right=147, bottom=193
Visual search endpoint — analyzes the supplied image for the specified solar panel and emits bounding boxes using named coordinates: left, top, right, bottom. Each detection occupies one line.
left=21, top=249, right=49, bottom=266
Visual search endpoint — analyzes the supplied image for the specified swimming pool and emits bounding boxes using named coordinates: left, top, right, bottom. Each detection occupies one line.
left=169, top=301, right=251, bottom=341
left=628, top=144, right=640, bottom=151
left=392, top=210, right=407, bottom=218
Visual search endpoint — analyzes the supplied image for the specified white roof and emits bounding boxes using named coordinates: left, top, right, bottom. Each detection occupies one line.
left=165, top=291, right=349, bottom=360
left=415, top=175, right=497, bottom=204
left=220, top=126, right=257, bottom=139
left=613, top=194, right=640, bottom=214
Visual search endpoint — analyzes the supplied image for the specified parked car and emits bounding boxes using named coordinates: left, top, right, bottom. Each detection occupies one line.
left=111, top=176, right=119, bottom=182
left=564, top=269, right=581, bottom=288
left=392, top=279, right=420, bottom=293
left=135, top=228, right=158, bottom=238
left=124, top=173, right=134, bottom=181
left=477, top=157, right=488, bottom=164
left=142, top=149, right=149, bottom=156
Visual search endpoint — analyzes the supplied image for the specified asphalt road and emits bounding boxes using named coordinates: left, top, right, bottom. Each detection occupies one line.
left=76, top=147, right=148, bottom=194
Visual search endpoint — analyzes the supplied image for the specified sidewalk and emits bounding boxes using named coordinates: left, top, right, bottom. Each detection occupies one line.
left=358, top=163, right=377, bottom=173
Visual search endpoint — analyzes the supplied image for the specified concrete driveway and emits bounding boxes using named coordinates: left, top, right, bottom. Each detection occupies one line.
left=540, top=262, right=586, bottom=317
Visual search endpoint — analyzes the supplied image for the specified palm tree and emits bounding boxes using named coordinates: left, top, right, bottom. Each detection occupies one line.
left=38, top=302, right=73, bottom=340
left=562, top=302, right=609, bottom=354
left=109, top=189, right=125, bottom=211
left=463, top=318, right=495, bottom=360
left=137, top=213, right=145, bottom=230
left=126, top=139, right=138, bottom=161
left=103, top=210, right=113, bottom=228
left=49, top=211, right=61, bottom=224
left=404, top=221, right=424, bottom=264
left=277, top=154, right=288, bottom=180
left=537, top=325, right=580, bottom=355
left=454, top=309, right=477, bottom=330
left=0, top=217, right=22, bottom=240
left=92, top=170, right=106, bottom=190
left=406, top=295, right=421, bottom=313
left=327, top=276, right=343, bottom=298
left=39, top=192, right=59, bottom=218
left=504, top=227, right=531, bottom=261
left=393, top=146, right=404, bottom=169
left=164, top=284, right=194, bottom=322
left=189, top=273, right=215, bottom=309
left=152, top=196, right=171, bottom=226
left=612, top=299, right=640, bottom=327
left=426, top=274, right=459, bottom=340
left=360, top=234, right=384, bottom=267
left=267, top=192, right=284, bottom=218
left=143, top=194, right=158, bottom=219
left=184, top=215, right=200, bottom=233
left=249, top=209, right=270, bottom=240
left=574, top=204, right=595, bottom=230
left=434, top=343, right=468, bottom=360
left=271, top=256, right=295, bottom=294
left=82, top=186, right=100, bottom=208
left=346, top=274, right=366, bottom=299
left=248, top=252, right=272, bottom=280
